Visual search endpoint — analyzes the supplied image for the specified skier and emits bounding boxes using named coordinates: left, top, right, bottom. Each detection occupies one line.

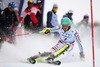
left=28, top=17, right=85, bottom=63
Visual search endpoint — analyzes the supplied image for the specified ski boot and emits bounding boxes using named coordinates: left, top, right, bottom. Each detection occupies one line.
left=27, top=55, right=40, bottom=64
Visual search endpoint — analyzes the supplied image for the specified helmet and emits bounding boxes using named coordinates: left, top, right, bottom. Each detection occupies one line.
left=8, top=2, right=15, bottom=8
left=68, top=10, right=73, bottom=13
left=61, top=17, right=71, bottom=25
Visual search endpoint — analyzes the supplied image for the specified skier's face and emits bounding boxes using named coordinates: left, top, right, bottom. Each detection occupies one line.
left=62, top=24, right=69, bottom=31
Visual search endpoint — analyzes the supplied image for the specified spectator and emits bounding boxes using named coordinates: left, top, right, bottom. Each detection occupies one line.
left=81, top=14, right=89, bottom=25
left=1, top=2, right=18, bottom=44
left=63, top=10, right=73, bottom=21
left=77, top=14, right=89, bottom=28
left=21, top=0, right=39, bottom=31
left=23, top=1, right=34, bottom=31
left=46, top=3, right=58, bottom=28
left=63, top=10, right=74, bottom=27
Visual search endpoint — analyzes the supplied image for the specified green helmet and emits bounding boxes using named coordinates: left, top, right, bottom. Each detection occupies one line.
left=61, top=17, right=71, bottom=25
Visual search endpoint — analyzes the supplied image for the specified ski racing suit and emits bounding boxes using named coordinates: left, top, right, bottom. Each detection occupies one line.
left=47, top=27, right=83, bottom=59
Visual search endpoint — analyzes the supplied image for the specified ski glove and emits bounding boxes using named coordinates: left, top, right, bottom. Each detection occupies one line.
left=80, top=52, right=85, bottom=58
left=39, top=27, right=50, bottom=34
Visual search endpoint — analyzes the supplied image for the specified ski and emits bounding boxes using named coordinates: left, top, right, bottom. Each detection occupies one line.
left=27, top=57, right=61, bottom=65
left=47, top=60, right=61, bottom=65
left=27, top=54, right=61, bottom=65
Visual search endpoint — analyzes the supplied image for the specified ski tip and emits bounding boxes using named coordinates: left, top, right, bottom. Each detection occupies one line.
left=27, top=58, right=36, bottom=64
left=53, top=60, right=61, bottom=65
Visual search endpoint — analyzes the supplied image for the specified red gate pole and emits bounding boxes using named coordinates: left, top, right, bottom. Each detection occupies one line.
left=90, top=0, right=95, bottom=67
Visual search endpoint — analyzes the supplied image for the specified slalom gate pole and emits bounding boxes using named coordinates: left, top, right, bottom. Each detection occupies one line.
left=3, top=33, right=30, bottom=38
left=90, top=0, right=95, bottom=67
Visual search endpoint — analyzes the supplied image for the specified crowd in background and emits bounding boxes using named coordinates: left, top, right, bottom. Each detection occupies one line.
left=0, top=0, right=89, bottom=48
left=20, top=0, right=43, bottom=32
left=0, top=0, right=44, bottom=47
left=0, top=2, right=18, bottom=46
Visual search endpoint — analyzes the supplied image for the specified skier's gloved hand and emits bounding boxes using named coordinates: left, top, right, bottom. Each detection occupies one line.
left=39, top=27, right=50, bottom=33
left=80, top=52, right=85, bottom=58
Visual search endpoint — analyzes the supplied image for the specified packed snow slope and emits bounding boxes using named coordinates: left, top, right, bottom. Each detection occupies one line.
left=0, top=24, right=100, bottom=67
